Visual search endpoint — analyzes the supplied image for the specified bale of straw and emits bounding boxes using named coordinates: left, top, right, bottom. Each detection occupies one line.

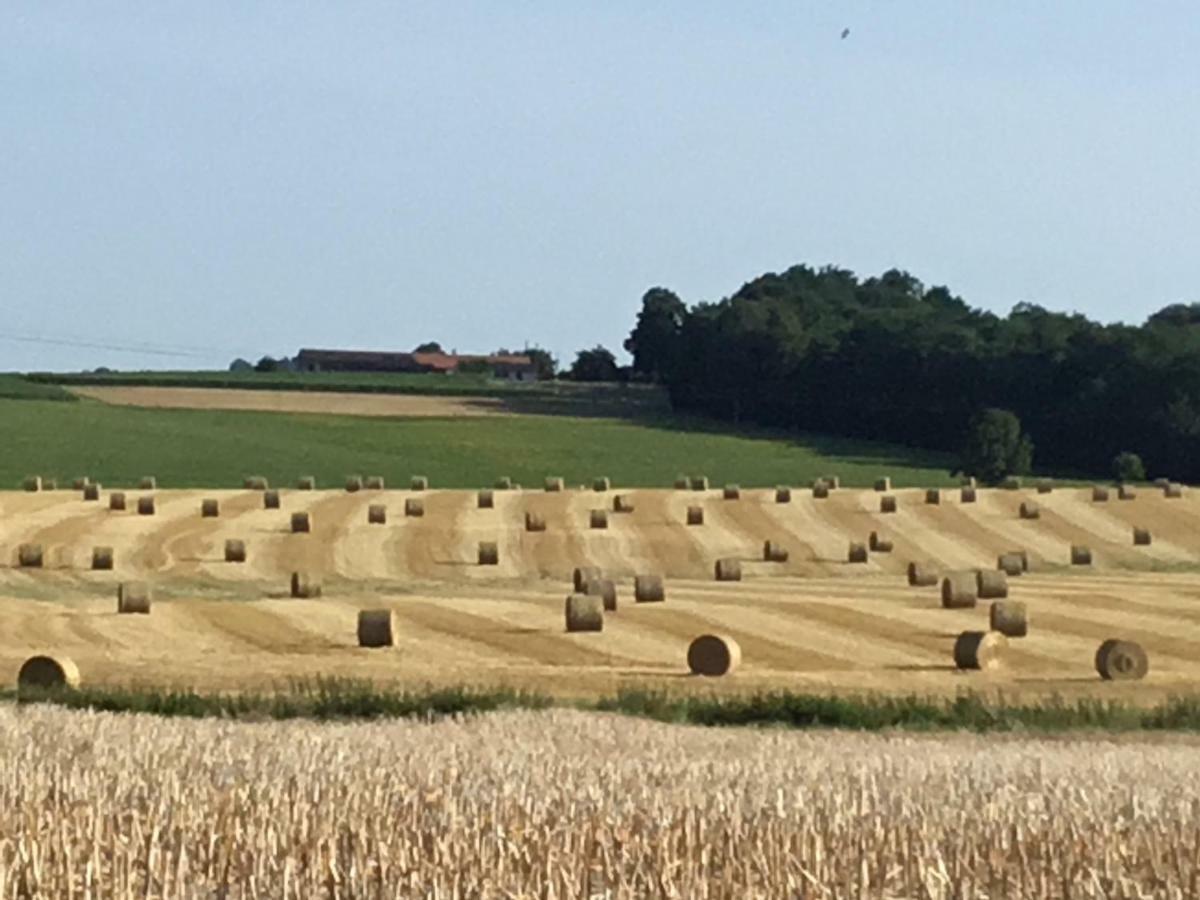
left=763, top=540, right=789, bottom=563
left=82, top=483, right=101, bottom=501
left=17, top=656, right=80, bottom=692
left=72, top=477, right=90, bottom=490
left=357, top=609, right=395, bottom=648
left=593, top=477, right=612, bottom=492
left=1154, top=477, right=1170, bottom=488
left=525, top=511, right=546, bottom=532
left=1071, top=544, right=1092, bottom=566
left=989, top=601, right=1027, bottom=637
left=1118, top=484, right=1137, bottom=500
left=825, top=475, right=841, bottom=490
left=22, top=476, right=41, bottom=492
left=868, top=531, right=893, bottom=553
left=583, top=578, right=617, bottom=612
left=997, top=553, right=1024, bottom=576
left=573, top=567, right=603, bottom=592
left=17, top=543, right=43, bottom=568
left=874, top=477, right=891, bottom=492
left=410, top=475, right=429, bottom=491
left=686, top=506, right=704, bottom=526
left=953, top=631, right=1007, bottom=670
left=687, top=634, right=741, bottom=676
left=925, top=489, right=941, bottom=505
left=117, top=582, right=151, bottom=614
left=775, top=486, right=792, bottom=503
left=1092, top=485, right=1110, bottom=502
left=847, top=542, right=868, bottom=564
left=1002, top=476, right=1022, bottom=490
left=689, top=476, right=709, bottom=491
left=564, top=593, right=604, bottom=632
left=290, top=572, right=322, bottom=599
left=714, top=558, right=742, bottom=582
left=291, top=511, right=312, bottom=533
left=365, top=476, right=385, bottom=490
left=674, top=475, right=689, bottom=490
left=722, top=484, right=740, bottom=500
left=612, top=494, right=634, bottom=513
left=544, top=476, right=564, bottom=492
left=812, top=480, right=830, bottom=499
left=297, top=476, right=316, bottom=490
left=907, top=562, right=938, bottom=587
left=634, top=574, right=665, bottom=603
left=109, top=492, right=126, bottom=511
left=941, top=572, right=977, bottom=609
left=263, top=490, right=281, bottom=510
left=405, top=498, right=425, bottom=518
left=1133, top=527, right=1152, bottom=546
left=345, top=476, right=363, bottom=493
left=495, top=476, right=513, bottom=490
left=1016, top=549, right=1030, bottom=571
left=477, top=490, right=494, bottom=509
left=1165, top=482, right=1183, bottom=498
left=201, top=498, right=220, bottom=518
left=589, top=509, right=609, bottom=530
left=1019, top=501, right=1040, bottom=520
left=880, top=495, right=897, bottom=513
left=368, top=504, right=387, bottom=525
left=244, top=476, right=269, bottom=491
left=478, top=542, right=499, bottom=565
left=92, top=546, right=114, bottom=571
left=976, top=569, right=1009, bottom=599
left=137, top=496, right=156, bottom=516
left=961, top=486, right=977, bottom=503
left=1095, top=639, right=1149, bottom=681
left=224, top=539, right=246, bottom=563
left=1037, top=479, right=1054, bottom=494
left=139, top=476, right=157, bottom=490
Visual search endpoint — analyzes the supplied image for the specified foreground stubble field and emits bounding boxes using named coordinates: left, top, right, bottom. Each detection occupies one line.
left=2, top=704, right=1198, bottom=899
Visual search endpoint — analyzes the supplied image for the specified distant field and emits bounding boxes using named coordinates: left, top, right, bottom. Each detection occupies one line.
left=0, top=374, right=75, bottom=402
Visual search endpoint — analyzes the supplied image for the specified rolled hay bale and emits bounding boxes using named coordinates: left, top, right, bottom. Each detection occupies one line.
left=583, top=578, right=617, bottom=612
left=524, top=511, right=546, bottom=532
left=812, top=480, right=830, bottom=499
left=410, top=475, right=429, bottom=491
left=1016, top=549, right=1030, bottom=571
left=290, top=572, right=322, bottom=598
left=136, top=496, right=156, bottom=516
left=405, top=498, right=425, bottom=518
left=139, top=476, right=157, bottom=490
left=357, top=609, right=395, bottom=648
left=17, top=656, right=80, bottom=693
left=224, top=539, right=246, bottom=563
left=297, top=476, right=316, bottom=490
left=291, top=511, right=312, bottom=533
left=109, top=492, right=126, bottom=511
left=686, top=506, right=704, bottom=526
left=612, top=494, right=635, bottom=514
left=1001, top=476, right=1022, bottom=491
left=72, top=476, right=90, bottom=490
left=689, top=476, right=709, bottom=491
left=1154, top=477, right=1170, bottom=488
left=244, top=476, right=269, bottom=491
left=868, top=531, right=893, bottom=553
left=880, top=495, right=898, bottom=514
left=1092, top=485, right=1110, bottom=502
left=91, top=546, right=114, bottom=571
left=22, top=476, right=41, bottom=492
left=593, top=476, right=612, bottom=492
left=953, top=630, right=1007, bottom=671
left=847, top=542, right=868, bottom=564
left=874, top=477, right=892, bottom=492
left=976, top=569, right=1009, bottom=599
left=722, top=484, right=741, bottom=500
left=82, top=483, right=101, bottom=501
left=478, top=541, right=499, bottom=565
left=925, top=489, right=942, bottom=506
left=1095, top=639, right=1149, bottom=681
left=201, top=498, right=220, bottom=518
left=573, top=566, right=603, bottom=592
left=825, top=475, right=841, bottom=490
left=687, top=634, right=741, bottom=677
left=365, top=476, right=385, bottom=490
left=1165, top=482, right=1184, bottom=498
left=941, top=572, right=978, bottom=609
left=263, top=490, right=281, bottom=510
left=763, top=540, right=789, bottom=563
left=116, top=582, right=151, bottom=614
left=907, top=561, right=938, bottom=587
left=960, top=486, right=977, bottom=503
left=989, top=600, right=1028, bottom=637
left=368, top=504, right=387, bottom=525
left=775, top=486, right=792, bottom=503
left=17, top=543, right=44, bottom=568
left=544, top=476, right=564, bottom=492
left=714, top=558, right=742, bottom=582
left=477, top=489, right=494, bottom=509
left=1019, top=501, right=1040, bottom=520
left=997, top=553, right=1024, bottom=576
left=564, top=593, right=604, bottom=632
left=673, top=475, right=689, bottom=490
left=345, top=476, right=363, bottom=493
left=589, top=509, right=609, bottom=530
left=1037, top=479, right=1054, bottom=494
left=634, top=574, right=665, bottom=603
left=1118, top=483, right=1137, bottom=500
left=1071, top=544, right=1093, bottom=566
left=495, top=476, right=513, bottom=490
left=1133, top=527, right=1152, bottom=546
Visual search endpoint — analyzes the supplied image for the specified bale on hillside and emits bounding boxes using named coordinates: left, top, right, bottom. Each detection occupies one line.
left=357, top=609, right=394, bottom=648
left=1118, top=484, right=1137, bottom=500
left=941, top=572, right=977, bottom=609
left=722, top=484, right=740, bottom=500
left=22, top=476, right=41, bottom=492
left=634, top=574, right=665, bottom=603
left=290, top=572, right=322, bottom=599
left=763, top=540, right=789, bottom=563
left=139, top=476, right=157, bottom=490
left=564, top=593, right=604, bottom=632
left=961, top=486, right=977, bottom=503
left=690, top=476, right=709, bottom=491
left=109, top=492, right=126, bottom=511
left=263, top=490, right=281, bottom=510
left=612, top=494, right=635, bottom=513
left=589, top=509, right=608, bottom=530
left=91, top=546, right=114, bottom=571
left=117, top=582, right=151, bottom=614
left=411, top=475, right=429, bottom=491
left=573, top=566, right=602, bottom=592
left=544, top=476, right=564, bottom=492
left=775, top=486, right=792, bottom=503
left=405, top=498, right=425, bottom=518
left=868, top=531, right=893, bottom=553
left=989, top=601, right=1027, bottom=637
left=494, top=476, right=513, bottom=490
left=714, top=558, right=742, bottom=582
left=925, top=489, right=941, bottom=505
left=1133, top=527, right=1152, bottom=546
left=17, top=656, right=80, bottom=693
left=812, top=480, right=829, bottom=499
left=686, top=506, right=704, bottom=526
left=477, top=490, right=494, bottom=509
left=1165, top=482, right=1184, bottom=498
left=976, top=569, right=1009, bottom=599
left=291, top=511, right=312, bottom=533
left=583, top=578, right=617, bottom=612
left=345, top=476, right=364, bottom=493
left=1092, top=485, right=1110, bottom=502
left=525, top=511, right=546, bottom=532
left=593, top=477, right=611, bottom=492
left=137, top=496, right=155, bottom=516
left=687, top=634, right=741, bottom=677
left=244, top=476, right=268, bottom=491
left=224, top=539, right=246, bottom=563
left=847, top=542, right=868, bottom=564
left=1016, top=549, right=1030, bottom=571
left=907, top=562, right=938, bottom=587
left=368, top=504, right=387, bottom=525
left=1037, top=479, right=1054, bottom=494
left=83, top=483, right=101, bottom=501
left=1154, top=477, right=1170, bottom=488
left=365, top=476, right=385, bottom=491
left=72, top=477, right=90, bottom=490
left=953, top=631, right=1007, bottom=671
left=673, top=475, right=688, bottom=490
left=297, top=476, right=316, bottom=490
left=478, top=542, right=499, bottom=565
left=1071, top=544, right=1092, bottom=566
left=997, top=553, right=1024, bottom=576
left=1002, top=476, right=1022, bottom=490
left=201, top=498, right=220, bottom=518
left=1019, top=501, right=1040, bottom=520
left=17, top=543, right=43, bottom=568
left=874, top=477, right=891, bottom=492
left=1095, top=639, right=1149, bottom=681
left=880, top=495, right=897, bottom=513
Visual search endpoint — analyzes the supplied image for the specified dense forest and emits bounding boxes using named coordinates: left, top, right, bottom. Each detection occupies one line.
left=624, top=266, right=1200, bottom=482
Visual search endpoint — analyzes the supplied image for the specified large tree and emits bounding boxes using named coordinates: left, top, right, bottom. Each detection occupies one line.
left=568, top=346, right=620, bottom=382
left=959, top=409, right=1034, bottom=484
left=624, top=287, right=686, bottom=381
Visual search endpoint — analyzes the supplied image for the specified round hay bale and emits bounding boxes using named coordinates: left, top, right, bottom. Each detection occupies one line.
left=1002, top=476, right=1022, bottom=491
left=17, top=656, right=80, bottom=692
left=612, top=494, right=635, bottom=514
left=477, top=489, right=494, bottom=509
left=673, top=475, right=689, bottom=490
left=410, top=475, right=429, bottom=491
left=139, top=476, right=157, bottom=490
left=1118, top=483, right=1137, bottom=500
left=1154, top=477, right=1170, bottom=488
left=72, top=476, right=90, bottom=490
left=997, top=553, right=1024, bottom=576
left=91, top=546, right=114, bottom=571
left=907, top=562, right=938, bottom=587
left=544, top=476, right=564, bottom=492
left=960, top=486, right=977, bottom=503
left=297, top=476, right=316, bottom=490
left=1133, top=527, right=1152, bottom=546
left=495, top=476, right=513, bottom=490
left=136, top=496, right=156, bottom=516
left=953, top=631, right=1007, bottom=671
left=224, top=539, right=246, bottom=563
left=365, top=476, right=385, bottom=491
left=722, top=484, right=740, bottom=500
left=109, top=492, right=126, bottom=511
left=847, top=542, right=868, bottom=564
left=478, top=541, right=499, bottom=565
left=368, top=504, right=387, bottom=525
left=593, top=476, right=612, bottom=492
left=244, top=476, right=269, bottom=491
left=201, top=498, right=220, bottom=518
left=1019, top=501, right=1040, bottom=520
left=589, top=509, right=609, bottom=529
left=290, top=572, right=322, bottom=598
left=345, top=476, right=363, bottom=493
left=263, top=490, right=281, bottom=510
left=1095, top=639, right=1149, bottom=681
left=763, top=540, right=789, bottom=563
left=17, top=543, right=43, bottom=568
left=812, top=480, right=830, bottom=499
left=1165, top=482, right=1184, bottom=498
left=1092, top=485, right=1110, bottom=502
left=880, top=495, right=897, bottom=513
left=775, top=486, right=792, bottom=503
left=583, top=578, right=617, bottom=612
left=1037, top=479, right=1054, bottom=494
left=714, top=558, right=742, bottom=582
left=573, top=566, right=602, bottom=592
left=357, top=609, right=395, bottom=648
left=976, top=569, right=1009, bottom=599
left=291, top=511, right=312, bottom=533
left=22, top=476, right=41, bottom=492
left=941, top=572, right=977, bottom=609
left=82, top=483, right=101, bottom=501
left=685, top=506, right=704, bottom=526
left=1016, top=549, right=1030, bottom=571
left=525, top=511, right=546, bottom=532
left=565, top=593, right=604, bottom=632
left=689, top=476, right=709, bottom=491
left=989, top=600, right=1027, bottom=637
left=925, top=489, right=941, bottom=505
left=824, top=475, right=841, bottom=490
left=405, top=498, right=425, bottom=518
left=634, top=574, right=665, bottom=603
left=687, top=634, right=741, bottom=677
left=1071, top=544, right=1092, bottom=566
left=874, top=476, right=891, bottom=492
left=117, top=582, right=151, bottom=614
left=868, top=531, right=893, bottom=553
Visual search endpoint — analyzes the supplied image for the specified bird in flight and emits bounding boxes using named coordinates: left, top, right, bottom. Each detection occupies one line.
left=841, top=27, right=850, bottom=39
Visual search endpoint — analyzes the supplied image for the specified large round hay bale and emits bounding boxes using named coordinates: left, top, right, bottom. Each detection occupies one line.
left=139, top=476, right=157, bottom=490
left=1164, top=482, right=1183, bottom=498
left=290, top=572, right=322, bottom=598
left=1016, top=549, right=1030, bottom=571
left=953, top=631, right=1007, bottom=670
left=874, top=477, right=891, bottom=492
left=137, top=496, right=156, bottom=516
left=868, top=531, right=893, bottom=553
left=565, top=593, right=604, bottom=632
left=989, top=601, right=1027, bottom=637
left=1002, top=476, right=1022, bottom=491
left=117, top=582, right=151, bottom=614
left=673, top=475, right=688, bottom=490
left=722, top=484, right=740, bottom=500
left=960, top=486, right=977, bottom=503
left=109, top=492, right=126, bottom=511
left=583, top=578, right=617, bottom=612
left=1095, top=639, right=1149, bottom=681
left=525, top=511, right=546, bottom=532
left=345, top=475, right=364, bottom=493
left=91, top=546, right=114, bottom=571
left=976, top=569, right=1009, bottom=599
left=17, top=543, right=43, bottom=568
left=686, top=506, right=704, bottom=526
left=365, top=476, right=385, bottom=490
left=357, top=609, right=395, bottom=648
left=477, top=489, right=494, bottom=509
left=1133, top=527, right=1152, bottom=546
left=907, top=562, right=938, bottom=587
left=775, top=486, right=792, bottom=503
left=847, top=542, right=868, bottom=564
left=410, top=475, right=429, bottom=491
left=544, top=476, right=564, bottom=492
left=17, top=656, right=80, bottom=692
left=82, top=483, right=101, bottom=501
left=297, top=476, right=316, bottom=490
left=368, top=504, right=387, bottom=525
left=1153, top=477, right=1170, bottom=489
left=404, top=498, right=425, bottom=518
left=1036, top=479, right=1054, bottom=494
left=1019, top=501, right=1040, bottom=520
left=1118, top=483, right=1137, bottom=500
left=593, top=477, right=611, bottom=492
left=573, top=566, right=602, bottom=592
left=478, top=541, right=499, bottom=565
left=263, top=490, right=281, bottom=510
left=589, top=509, right=609, bottom=530
left=825, top=475, right=841, bottom=490
left=941, top=572, right=977, bottom=609
left=22, top=476, right=41, bottom=492
left=1092, top=485, right=1110, bottom=502
left=201, top=498, right=220, bottom=518
left=612, top=494, right=635, bottom=513
left=812, top=480, right=830, bottom=499
left=224, top=539, right=246, bottom=563
left=763, top=540, right=789, bottom=563
left=925, top=489, right=941, bottom=506
left=1071, top=544, right=1092, bottom=566
left=291, top=511, right=312, bottom=533
left=689, top=476, right=709, bottom=491
left=880, top=495, right=897, bottom=513
left=997, top=553, right=1024, bottom=576
left=244, top=476, right=269, bottom=491
left=714, top=558, right=742, bottom=582
left=687, top=634, right=741, bottom=676
left=634, top=574, right=665, bottom=603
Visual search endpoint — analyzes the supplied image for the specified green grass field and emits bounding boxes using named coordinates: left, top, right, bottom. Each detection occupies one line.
left=0, top=375, right=76, bottom=402
left=0, top=396, right=956, bottom=489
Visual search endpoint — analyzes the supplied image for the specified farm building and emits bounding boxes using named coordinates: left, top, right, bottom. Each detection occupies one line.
left=295, top=349, right=538, bottom=381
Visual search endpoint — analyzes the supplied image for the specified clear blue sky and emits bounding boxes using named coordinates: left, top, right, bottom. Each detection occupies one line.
left=2, top=2, right=1197, bottom=372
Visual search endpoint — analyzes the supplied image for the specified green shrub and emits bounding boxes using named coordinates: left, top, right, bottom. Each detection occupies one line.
left=1112, top=451, right=1146, bottom=483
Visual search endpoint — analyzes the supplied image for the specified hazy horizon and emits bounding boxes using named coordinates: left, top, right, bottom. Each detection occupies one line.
left=2, top=2, right=1197, bottom=372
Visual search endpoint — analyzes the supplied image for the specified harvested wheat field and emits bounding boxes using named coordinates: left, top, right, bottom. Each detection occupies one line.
left=1, top=704, right=1198, bottom=898
left=3, top=487, right=1200, bottom=698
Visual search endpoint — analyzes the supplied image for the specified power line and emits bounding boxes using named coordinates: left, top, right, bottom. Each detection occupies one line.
left=0, top=331, right=253, bottom=360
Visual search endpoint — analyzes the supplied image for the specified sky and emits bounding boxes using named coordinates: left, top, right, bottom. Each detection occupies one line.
left=2, top=2, right=1198, bottom=372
